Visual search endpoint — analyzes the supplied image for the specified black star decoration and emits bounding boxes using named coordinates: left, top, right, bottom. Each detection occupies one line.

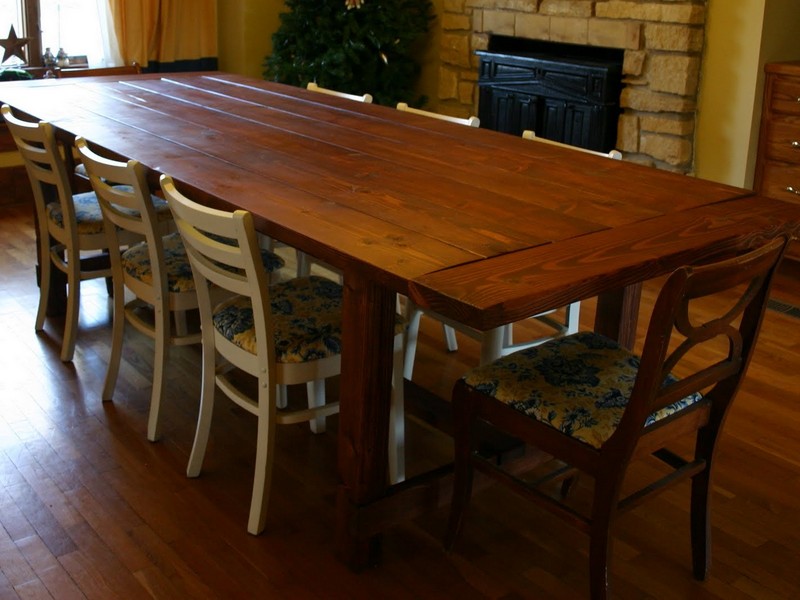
left=0, top=25, right=31, bottom=64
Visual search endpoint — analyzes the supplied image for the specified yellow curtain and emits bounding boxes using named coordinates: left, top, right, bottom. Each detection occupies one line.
left=109, top=0, right=217, bottom=70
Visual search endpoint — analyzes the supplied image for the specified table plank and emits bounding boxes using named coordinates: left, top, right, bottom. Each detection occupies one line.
left=408, top=196, right=800, bottom=331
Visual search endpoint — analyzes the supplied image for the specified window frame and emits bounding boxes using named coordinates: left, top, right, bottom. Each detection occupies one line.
left=19, top=1, right=43, bottom=68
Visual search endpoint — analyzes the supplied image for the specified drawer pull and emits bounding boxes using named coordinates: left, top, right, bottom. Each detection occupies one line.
left=793, top=141, right=800, bottom=148
left=786, top=186, right=800, bottom=196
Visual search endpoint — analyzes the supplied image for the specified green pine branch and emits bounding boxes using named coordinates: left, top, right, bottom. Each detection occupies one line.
left=264, top=0, right=434, bottom=106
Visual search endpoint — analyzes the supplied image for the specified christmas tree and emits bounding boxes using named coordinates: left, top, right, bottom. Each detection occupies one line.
left=264, top=0, right=434, bottom=107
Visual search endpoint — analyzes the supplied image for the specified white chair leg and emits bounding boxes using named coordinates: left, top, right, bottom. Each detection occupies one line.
left=565, top=300, right=581, bottom=334
left=34, top=237, right=51, bottom=332
left=174, top=309, right=188, bottom=337
left=146, top=302, right=170, bottom=442
left=248, top=382, right=275, bottom=535
left=480, top=327, right=505, bottom=365
left=187, top=332, right=218, bottom=478
left=276, top=384, right=288, bottom=409
left=60, top=248, right=81, bottom=362
left=296, top=250, right=311, bottom=277
left=443, top=323, right=458, bottom=352
left=388, top=333, right=405, bottom=484
left=503, top=323, right=513, bottom=347
left=102, top=279, right=126, bottom=401
left=403, top=303, right=423, bottom=380
left=307, top=379, right=326, bottom=433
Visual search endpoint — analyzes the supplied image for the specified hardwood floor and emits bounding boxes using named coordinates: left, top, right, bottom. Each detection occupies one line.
left=1, top=202, right=799, bottom=599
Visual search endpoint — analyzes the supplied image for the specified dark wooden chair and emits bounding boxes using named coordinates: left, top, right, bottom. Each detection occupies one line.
left=444, top=236, right=790, bottom=599
left=56, top=63, right=141, bottom=78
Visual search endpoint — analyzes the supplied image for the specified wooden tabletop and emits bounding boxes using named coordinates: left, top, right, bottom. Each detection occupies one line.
left=0, top=72, right=757, bottom=291
left=3, top=72, right=799, bottom=569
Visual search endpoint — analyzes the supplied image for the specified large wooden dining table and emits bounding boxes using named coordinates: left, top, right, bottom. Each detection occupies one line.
left=2, top=72, right=799, bottom=568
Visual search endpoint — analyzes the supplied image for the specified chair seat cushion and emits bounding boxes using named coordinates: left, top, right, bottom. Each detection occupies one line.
left=122, top=232, right=285, bottom=294
left=213, top=276, right=344, bottom=363
left=47, top=191, right=105, bottom=235
left=122, top=232, right=197, bottom=293
left=47, top=189, right=173, bottom=235
left=212, top=276, right=405, bottom=364
left=462, top=331, right=702, bottom=449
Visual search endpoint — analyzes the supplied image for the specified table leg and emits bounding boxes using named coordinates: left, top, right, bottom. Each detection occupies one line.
left=335, top=271, right=396, bottom=569
left=594, top=282, right=642, bottom=349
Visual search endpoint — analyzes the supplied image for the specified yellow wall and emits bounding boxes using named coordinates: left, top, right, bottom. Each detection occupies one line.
left=218, top=0, right=284, bottom=79
left=219, top=1, right=800, bottom=189
left=696, top=0, right=800, bottom=188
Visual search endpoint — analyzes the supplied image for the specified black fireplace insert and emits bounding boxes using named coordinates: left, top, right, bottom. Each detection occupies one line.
left=477, top=36, right=624, bottom=152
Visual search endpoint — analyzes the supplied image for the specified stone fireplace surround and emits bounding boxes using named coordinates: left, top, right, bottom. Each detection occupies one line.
left=438, top=0, right=707, bottom=174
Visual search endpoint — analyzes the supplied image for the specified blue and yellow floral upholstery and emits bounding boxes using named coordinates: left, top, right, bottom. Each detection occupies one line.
left=213, top=276, right=404, bottom=364
left=122, top=232, right=285, bottom=294
left=462, top=331, right=702, bottom=449
left=47, top=189, right=172, bottom=235
left=46, top=191, right=106, bottom=235
left=122, top=232, right=197, bottom=293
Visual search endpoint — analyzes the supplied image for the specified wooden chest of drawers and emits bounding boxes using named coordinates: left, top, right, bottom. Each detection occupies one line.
left=754, top=61, right=800, bottom=260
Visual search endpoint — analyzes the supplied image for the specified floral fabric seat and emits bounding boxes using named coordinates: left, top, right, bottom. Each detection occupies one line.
left=462, top=330, right=702, bottom=449
left=213, top=275, right=405, bottom=364
left=46, top=188, right=172, bottom=236
left=122, top=231, right=285, bottom=294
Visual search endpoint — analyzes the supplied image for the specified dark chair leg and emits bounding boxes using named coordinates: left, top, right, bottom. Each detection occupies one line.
left=588, top=519, right=612, bottom=600
left=690, top=467, right=712, bottom=580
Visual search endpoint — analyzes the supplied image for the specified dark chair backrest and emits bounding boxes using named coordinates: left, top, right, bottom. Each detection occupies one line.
left=611, top=236, right=790, bottom=452
left=57, top=63, right=141, bottom=78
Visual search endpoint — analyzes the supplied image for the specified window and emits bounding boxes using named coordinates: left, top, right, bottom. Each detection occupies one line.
left=1, top=0, right=113, bottom=69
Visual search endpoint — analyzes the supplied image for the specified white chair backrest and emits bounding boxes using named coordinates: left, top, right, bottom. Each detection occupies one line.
left=75, top=138, right=157, bottom=239
left=306, top=82, right=373, bottom=103
left=396, top=102, right=480, bottom=128
left=2, top=104, right=80, bottom=241
left=160, top=175, right=276, bottom=372
left=522, top=130, right=622, bottom=160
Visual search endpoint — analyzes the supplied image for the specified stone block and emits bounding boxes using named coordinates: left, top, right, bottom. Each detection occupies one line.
left=443, top=13, right=473, bottom=31
left=645, top=23, right=704, bottom=52
left=647, top=54, right=700, bottom=96
left=623, top=50, right=646, bottom=76
left=640, top=132, right=692, bottom=166
left=640, top=114, right=694, bottom=136
left=438, top=67, right=460, bottom=100
left=441, top=33, right=473, bottom=68
left=617, top=113, right=640, bottom=153
left=621, top=87, right=696, bottom=113
left=596, top=2, right=705, bottom=25
left=515, top=14, right=551, bottom=40
left=550, top=16, right=588, bottom=44
left=483, top=10, right=516, bottom=34
left=496, top=0, right=537, bottom=11
left=458, top=81, right=477, bottom=105
left=472, top=32, right=490, bottom=52
left=540, top=0, right=593, bottom=17
left=588, top=19, right=641, bottom=49
left=472, top=9, right=484, bottom=31
left=445, top=0, right=467, bottom=11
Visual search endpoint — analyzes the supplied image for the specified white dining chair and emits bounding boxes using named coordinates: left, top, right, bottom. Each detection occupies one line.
left=1, top=104, right=139, bottom=362
left=306, top=81, right=373, bottom=104
left=161, top=175, right=406, bottom=534
left=521, top=129, right=623, bottom=159
left=396, top=102, right=480, bottom=127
